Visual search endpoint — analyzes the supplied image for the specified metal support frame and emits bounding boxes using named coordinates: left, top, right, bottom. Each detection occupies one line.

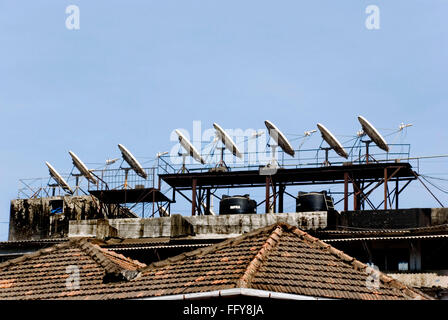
left=192, top=178, right=197, bottom=216
left=216, top=147, right=229, bottom=171
left=358, top=140, right=379, bottom=164
left=344, top=172, right=349, bottom=211
left=339, top=165, right=413, bottom=212
left=265, top=176, right=270, bottom=214
left=171, top=164, right=419, bottom=215
left=321, top=147, right=331, bottom=166
left=278, top=184, right=285, bottom=213
left=162, top=162, right=423, bottom=216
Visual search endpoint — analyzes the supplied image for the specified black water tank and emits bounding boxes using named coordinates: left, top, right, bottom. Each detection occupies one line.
left=219, top=194, right=257, bottom=215
left=296, top=191, right=334, bottom=212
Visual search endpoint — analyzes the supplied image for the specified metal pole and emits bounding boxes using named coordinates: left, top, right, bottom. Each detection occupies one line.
left=395, top=178, right=399, bottom=210
left=265, top=176, right=270, bottom=214
left=384, top=168, right=388, bottom=210
left=366, top=142, right=369, bottom=164
left=192, top=179, right=197, bottom=216
left=344, top=172, right=348, bottom=211
left=273, top=183, right=277, bottom=213
left=152, top=187, right=155, bottom=217
left=278, top=184, right=284, bottom=213
left=206, top=188, right=211, bottom=215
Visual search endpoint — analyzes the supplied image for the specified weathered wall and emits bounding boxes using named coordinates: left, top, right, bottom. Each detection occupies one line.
left=9, top=196, right=102, bottom=241
left=68, top=211, right=327, bottom=239
left=431, top=208, right=448, bottom=225
left=183, top=211, right=326, bottom=238
left=337, top=208, right=448, bottom=229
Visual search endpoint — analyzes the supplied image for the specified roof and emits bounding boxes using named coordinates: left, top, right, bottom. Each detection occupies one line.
left=97, top=236, right=222, bottom=251
left=0, top=238, right=146, bottom=299
left=323, top=234, right=448, bottom=242
left=315, top=224, right=448, bottom=239
left=0, top=224, right=430, bottom=300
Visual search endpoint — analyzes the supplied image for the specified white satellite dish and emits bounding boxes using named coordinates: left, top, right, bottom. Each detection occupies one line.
left=175, top=129, right=206, bottom=164
left=357, top=116, right=389, bottom=152
left=68, top=151, right=97, bottom=184
left=316, top=123, right=349, bottom=159
left=117, top=144, right=148, bottom=179
left=45, top=161, right=73, bottom=194
left=264, top=120, right=295, bottom=157
left=213, top=123, right=243, bottom=159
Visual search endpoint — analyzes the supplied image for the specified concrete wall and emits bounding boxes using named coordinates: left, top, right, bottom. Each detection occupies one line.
left=68, top=211, right=327, bottom=239
left=431, top=208, right=448, bottom=225
left=183, top=211, right=326, bottom=238
left=9, top=196, right=103, bottom=241
left=336, top=208, right=448, bottom=229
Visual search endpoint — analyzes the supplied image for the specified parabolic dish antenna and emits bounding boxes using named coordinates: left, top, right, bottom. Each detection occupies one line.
left=68, top=151, right=97, bottom=184
left=213, top=123, right=243, bottom=159
left=117, top=144, right=148, bottom=179
left=316, top=123, right=349, bottom=159
left=357, top=116, right=389, bottom=152
left=175, top=129, right=206, bottom=164
left=264, top=120, right=295, bottom=157
left=45, top=161, right=73, bottom=194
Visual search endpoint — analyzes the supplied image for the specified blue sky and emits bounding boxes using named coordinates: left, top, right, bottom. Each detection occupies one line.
left=0, top=1, right=447, bottom=240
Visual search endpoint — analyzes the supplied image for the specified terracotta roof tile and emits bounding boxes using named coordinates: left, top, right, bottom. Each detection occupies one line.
left=0, top=223, right=431, bottom=300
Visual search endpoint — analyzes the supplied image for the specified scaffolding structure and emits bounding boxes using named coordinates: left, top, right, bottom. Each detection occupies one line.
left=156, top=142, right=443, bottom=215
left=16, top=141, right=446, bottom=218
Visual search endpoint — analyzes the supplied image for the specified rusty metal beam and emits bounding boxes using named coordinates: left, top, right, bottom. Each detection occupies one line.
left=192, top=178, right=197, bottom=216
left=206, top=188, right=211, bottom=215
left=265, top=176, right=270, bottom=213
left=384, top=168, right=388, bottom=210
left=278, top=184, right=285, bottom=213
left=395, top=178, right=399, bottom=210
left=348, top=175, right=377, bottom=211
left=272, top=182, right=277, bottom=213
left=344, top=172, right=349, bottom=211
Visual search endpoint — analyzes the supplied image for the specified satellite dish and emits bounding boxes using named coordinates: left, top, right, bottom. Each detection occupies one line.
left=357, top=116, right=389, bottom=152
left=175, top=129, right=206, bottom=165
left=316, top=123, right=349, bottom=159
left=117, top=144, right=148, bottom=179
left=45, top=161, right=73, bottom=194
left=68, top=151, right=97, bottom=184
left=264, top=120, right=295, bottom=157
left=213, top=123, right=243, bottom=159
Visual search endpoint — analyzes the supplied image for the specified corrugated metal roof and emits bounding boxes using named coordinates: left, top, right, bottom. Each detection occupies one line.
left=323, top=234, right=448, bottom=242
left=110, top=243, right=211, bottom=251
left=0, top=238, right=68, bottom=245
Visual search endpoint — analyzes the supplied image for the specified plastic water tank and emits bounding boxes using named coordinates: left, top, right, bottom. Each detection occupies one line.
left=296, top=191, right=334, bottom=212
left=219, top=194, right=257, bottom=215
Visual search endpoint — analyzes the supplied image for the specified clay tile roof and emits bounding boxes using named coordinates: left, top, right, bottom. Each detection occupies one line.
left=0, top=238, right=146, bottom=300
left=0, top=224, right=431, bottom=300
